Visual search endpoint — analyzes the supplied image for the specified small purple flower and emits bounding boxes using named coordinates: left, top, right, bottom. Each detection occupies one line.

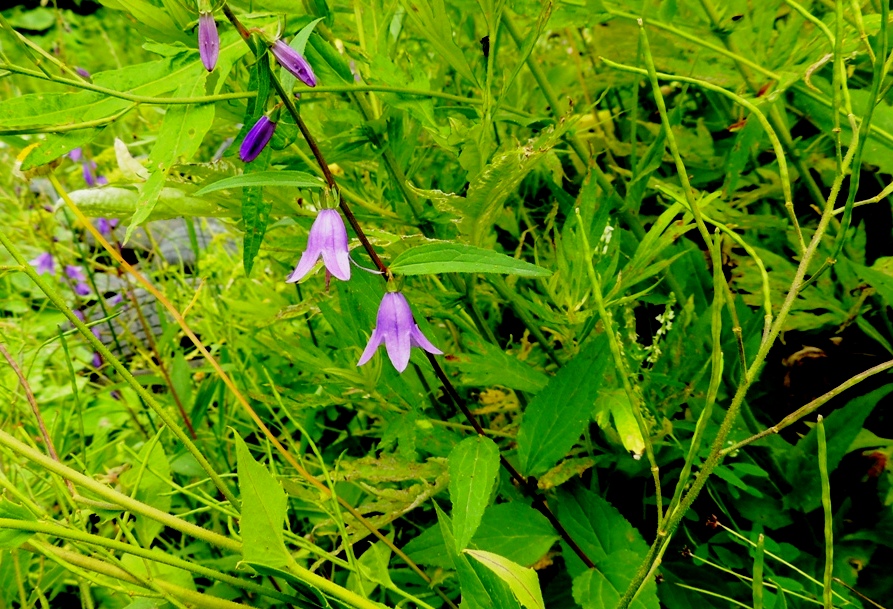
left=83, top=160, right=101, bottom=187
left=270, top=40, right=317, bottom=87
left=108, top=293, right=124, bottom=306
left=96, top=218, right=119, bottom=237
left=29, top=252, right=55, bottom=275
left=69, top=148, right=84, bottom=162
left=74, top=282, right=91, bottom=297
left=65, top=265, right=86, bottom=282
left=198, top=12, right=219, bottom=72
left=239, top=116, right=277, bottom=163
left=357, top=292, right=442, bottom=373
left=92, top=352, right=103, bottom=368
left=286, top=209, right=351, bottom=282
left=75, top=67, right=91, bottom=79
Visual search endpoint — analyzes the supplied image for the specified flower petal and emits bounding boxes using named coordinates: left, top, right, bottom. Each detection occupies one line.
left=239, top=116, right=277, bottom=163
left=285, top=249, right=321, bottom=283
left=410, top=324, right=442, bottom=355
left=271, top=40, right=318, bottom=87
left=318, top=209, right=351, bottom=281
left=198, top=13, right=219, bottom=72
left=357, top=328, right=385, bottom=367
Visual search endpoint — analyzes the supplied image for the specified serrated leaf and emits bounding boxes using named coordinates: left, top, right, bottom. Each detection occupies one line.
left=449, top=436, right=500, bottom=550
left=194, top=171, right=325, bottom=195
left=391, top=243, right=551, bottom=277
left=235, top=433, right=291, bottom=569
left=465, top=550, right=545, bottom=609
left=516, top=334, right=610, bottom=477
left=472, top=503, right=559, bottom=566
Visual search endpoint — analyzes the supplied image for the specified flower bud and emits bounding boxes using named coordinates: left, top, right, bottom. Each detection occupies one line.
left=270, top=40, right=317, bottom=87
left=198, top=12, right=219, bottom=72
left=239, top=115, right=277, bottom=163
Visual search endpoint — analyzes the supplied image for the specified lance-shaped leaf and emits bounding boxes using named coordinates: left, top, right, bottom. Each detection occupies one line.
left=449, top=436, right=500, bottom=549
left=465, top=550, right=546, bottom=609
left=390, top=243, right=551, bottom=277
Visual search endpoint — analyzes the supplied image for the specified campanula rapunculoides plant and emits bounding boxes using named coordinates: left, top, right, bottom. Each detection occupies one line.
left=5, top=3, right=893, bottom=609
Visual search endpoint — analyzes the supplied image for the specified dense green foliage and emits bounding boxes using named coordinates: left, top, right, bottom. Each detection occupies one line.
left=1, top=0, right=892, bottom=608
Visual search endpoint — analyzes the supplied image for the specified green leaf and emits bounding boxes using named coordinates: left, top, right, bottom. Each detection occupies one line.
left=241, top=145, right=273, bottom=276
left=66, top=186, right=237, bottom=220
left=516, top=334, right=610, bottom=477
left=235, top=433, right=291, bottom=569
left=125, top=71, right=215, bottom=242
left=194, top=171, right=325, bottom=195
left=572, top=550, right=659, bottom=609
left=449, top=341, right=550, bottom=393
left=472, top=503, right=559, bottom=567
left=449, top=435, right=500, bottom=550
left=554, top=486, right=650, bottom=576
left=592, top=389, right=646, bottom=458
left=20, top=128, right=104, bottom=172
left=465, top=549, right=546, bottom=609
left=245, top=562, right=329, bottom=607
left=391, top=243, right=551, bottom=277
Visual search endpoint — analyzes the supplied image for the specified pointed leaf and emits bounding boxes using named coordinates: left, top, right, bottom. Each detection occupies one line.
left=449, top=435, right=500, bottom=549
left=391, top=243, right=551, bottom=277
left=465, top=549, right=545, bottom=609
left=194, top=171, right=325, bottom=195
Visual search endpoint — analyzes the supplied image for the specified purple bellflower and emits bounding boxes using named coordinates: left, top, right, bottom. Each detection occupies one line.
left=239, top=115, right=277, bottom=163
left=286, top=209, right=351, bottom=283
left=65, top=265, right=86, bottom=282
left=96, top=218, right=119, bottom=237
left=198, top=12, right=219, bottom=72
left=74, top=283, right=92, bottom=296
left=271, top=40, right=317, bottom=87
left=30, top=252, right=55, bottom=275
left=357, top=291, right=442, bottom=373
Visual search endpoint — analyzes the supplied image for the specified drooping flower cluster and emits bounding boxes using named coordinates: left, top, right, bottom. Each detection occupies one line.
left=226, top=31, right=440, bottom=373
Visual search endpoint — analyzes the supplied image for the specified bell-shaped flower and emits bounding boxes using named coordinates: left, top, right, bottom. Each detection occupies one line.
left=270, top=40, right=317, bottom=87
left=239, top=115, right=277, bottom=163
left=198, top=12, right=219, bottom=72
left=30, top=252, right=55, bottom=275
left=286, top=209, right=350, bottom=283
left=357, top=291, right=442, bottom=373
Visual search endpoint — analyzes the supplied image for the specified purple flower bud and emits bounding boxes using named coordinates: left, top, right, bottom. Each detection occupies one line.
left=96, top=217, right=119, bottom=237
left=75, top=67, right=91, bottom=79
left=286, top=209, right=351, bottom=283
left=198, top=12, right=219, bottom=72
left=65, top=265, right=87, bottom=282
left=239, top=116, right=277, bottom=163
left=74, top=282, right=91, bottom=297
left=271, top=40, right=317, bottom=87
left=29, top=252, right=55, bottom=275
left=69, top=147, right=84, bottom=162
left=82, top=159, right=105, bottom=187
left=108, top=293, right=124, bottom=306
left=92, top=352, right=103, bottom=368
left=357, top=292, right=442, bottom=373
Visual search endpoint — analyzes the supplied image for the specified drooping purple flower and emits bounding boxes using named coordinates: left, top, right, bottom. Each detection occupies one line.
left=270, top=40, right=317, bottom=87
left=96, top=218, right=119, bottom=237
left=65, top=265, right=86, bottom=282
left=286, top=209, right=350, bottom=282
left=198, top=12, right=219, bottom=72
left=74, top=282, right=91, bottom=297
left=29, top=252, right=55, bottom=275
left=357, top=292, right=442, bottom=373
left=239, top=115, right=277, bottom=163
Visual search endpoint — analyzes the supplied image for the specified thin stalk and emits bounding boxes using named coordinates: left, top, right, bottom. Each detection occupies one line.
left=722, top=359, right=893, bottom=455
left=0, top=227, right=237, bottom=507
left=818, top=415, right=834, bottom=609
left=753, top=534, right=765, bottom=609
left=576, top=209, right=663, bottom=529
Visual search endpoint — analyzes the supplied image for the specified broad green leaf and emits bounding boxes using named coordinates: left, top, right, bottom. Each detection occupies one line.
left=0, top=500, right=37, bottom=548
left=119, top=431, right=171, bottom=546
left=194, top=171, right=325, bottom=195
left=784, top=385, right=893, bottom=512
left=572, top=551, right=659, bottom=609
left=465, top=550, right=545, bottom=609
left=449, top=340, right=550, bottom=393
left=554, top=487, right=650, bottom=577
left=391, top=243, right=551, bottom=277
left=235, top=433, right=291, bottom=569
left=517, top=334, right=610, bottom=477
left=472, top=503, right=559, bottom=567
left=449, top=435, right=500, bottom=550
